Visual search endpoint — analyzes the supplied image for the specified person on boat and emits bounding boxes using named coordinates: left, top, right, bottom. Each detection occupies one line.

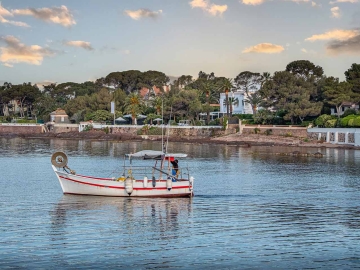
left=170, top=159, right=179, bottom=176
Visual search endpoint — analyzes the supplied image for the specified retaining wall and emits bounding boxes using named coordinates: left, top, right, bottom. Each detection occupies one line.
left=241, top=125, right=308, bottom=137
left=0, top=124, right=44, bottom=134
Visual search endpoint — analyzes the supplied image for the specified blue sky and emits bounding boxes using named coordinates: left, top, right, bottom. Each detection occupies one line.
left=0, top=0, right=359, bottom=86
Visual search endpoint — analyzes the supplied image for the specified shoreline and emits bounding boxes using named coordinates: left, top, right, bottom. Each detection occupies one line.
left=0, top=131, right=358, bottom=150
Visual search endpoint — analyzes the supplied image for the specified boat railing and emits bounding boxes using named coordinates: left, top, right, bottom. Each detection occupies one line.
left=119, top=165, right=190, bottom=181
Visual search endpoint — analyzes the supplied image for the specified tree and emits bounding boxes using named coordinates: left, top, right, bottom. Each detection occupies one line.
left=141, top=70, right=169, bottom=89
left=345, top=63, right=360, bottom=94
left=173, top=75, right=193, bottom=89
left=323, top=81, right=354, bottom=118
left=11, top=83, right=41, bottom=118
left=260, top=71, right=322, bottom=124
left=105, top=70, right=143, bottom=93
left=286, top=60, right=324, bottom=80
left=217, top=78, right=235, bottom=117
left=244, top=91, right=263, bottom=114
left=124, top=93, right=144, bottom=125
left=234, top=71, right=262, bottom=96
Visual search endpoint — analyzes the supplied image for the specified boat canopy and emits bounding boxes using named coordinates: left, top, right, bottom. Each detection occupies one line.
left=125, top=150, right=187, bottom=159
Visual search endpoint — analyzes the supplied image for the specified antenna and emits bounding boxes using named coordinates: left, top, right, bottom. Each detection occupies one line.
left=161, top=97, right=165, bottom=153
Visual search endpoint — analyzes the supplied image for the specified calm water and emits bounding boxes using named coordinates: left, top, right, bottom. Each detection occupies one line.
left=0, top=138, right=360, bottom=269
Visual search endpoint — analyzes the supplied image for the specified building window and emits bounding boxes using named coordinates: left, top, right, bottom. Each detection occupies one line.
left=61, top=117, right=64, bottom=122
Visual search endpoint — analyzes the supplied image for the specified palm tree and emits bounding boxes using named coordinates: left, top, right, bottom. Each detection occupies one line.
left=260, top=72, right=271, bottom=88
left=244, top=92, right=263, bottom=114
left=124, top=93, right=143, bottom=125
left=217, top=78, right=235, bottom=117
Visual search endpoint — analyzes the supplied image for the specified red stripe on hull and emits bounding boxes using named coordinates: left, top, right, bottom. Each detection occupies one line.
left=63, top=192, right=193, bottom=198
left=59, top=175, right=191, bottom=191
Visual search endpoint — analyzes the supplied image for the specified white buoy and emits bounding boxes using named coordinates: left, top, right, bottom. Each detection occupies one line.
left=189, top=176, right=194, bottom=191
left=143, top=176, right=148, bottom=188
left=125, top=177, right=133, bottom=195
left=166, top=178, right=172, bottom=191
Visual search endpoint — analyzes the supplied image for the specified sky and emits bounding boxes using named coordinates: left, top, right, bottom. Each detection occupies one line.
left=0, top=0, right=359, bottom=86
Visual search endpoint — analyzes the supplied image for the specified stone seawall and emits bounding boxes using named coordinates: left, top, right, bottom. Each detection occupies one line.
left=241, top=125, right=308, bottom=137
left=0, top=124, right=44, bottom=134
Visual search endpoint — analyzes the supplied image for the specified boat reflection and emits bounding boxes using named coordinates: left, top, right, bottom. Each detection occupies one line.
left=50, top=195, right=193, bottom=241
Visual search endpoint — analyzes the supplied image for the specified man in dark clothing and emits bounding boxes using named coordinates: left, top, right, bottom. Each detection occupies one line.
left=170, top=159, right=179, bottom=176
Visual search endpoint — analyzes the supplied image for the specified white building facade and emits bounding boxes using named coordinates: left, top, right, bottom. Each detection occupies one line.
left=219, top=92, right=253, bottom=115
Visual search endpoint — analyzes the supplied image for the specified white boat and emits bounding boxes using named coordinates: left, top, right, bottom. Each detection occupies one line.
left=51, top=150, right=194, bottom=198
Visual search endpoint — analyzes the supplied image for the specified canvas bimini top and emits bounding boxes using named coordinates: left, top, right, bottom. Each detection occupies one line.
left=125, top=150, right=187, bottom=160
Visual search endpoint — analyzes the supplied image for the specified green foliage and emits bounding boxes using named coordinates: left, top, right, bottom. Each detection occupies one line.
left=324, top=119, right=337, bottom=128
left=264, top=129, right=272, bottom=136
left=83, top=124, right=93, bottom=131
left=300, top=120, right=313, bottom=127
left=342, top=108, right=357, bottom=118
left=345, top=63, right=360, bottom=94
left=103, top=126, right=110, bottom=134
left=85, top=110, right=112, bottom=122
left=284, top=132, right=293, bottom=137
left=260, top=71, right=322, bottom=124
left=348, top=118, right=355, bottom=127
left=353, top=116, right=360, bottom=127
left=315, top=114, right=333, bottom=127
left=222, top=117, right=228, bottom=130
left=340, top=115, right=357, bottom=127
left=208, top=118, right=220, bottom=126
left=286, top=60, right=324, bottom=79
left=254, top=127, right=260, bottom=134
left=235, top=114, right=253, bottom=120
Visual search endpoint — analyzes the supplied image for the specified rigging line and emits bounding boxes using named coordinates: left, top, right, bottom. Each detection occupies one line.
left=166, top=105, right=173, bottom=154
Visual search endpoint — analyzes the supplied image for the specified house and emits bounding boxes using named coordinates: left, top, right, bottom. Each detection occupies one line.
left=330, top=102, right=359, bottom=116
left=219, top=92, right=253, bottom=115
left=138, top=85, right=171, bottom=100
left=50, top=108, right=70, bottom=123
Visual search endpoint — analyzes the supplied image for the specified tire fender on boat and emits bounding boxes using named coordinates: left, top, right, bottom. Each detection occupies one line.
left=125, top=177, right=133, bottom=195
left=166, top=178, right=172, bottom=191
left=143, top=177, right=148, bottom=188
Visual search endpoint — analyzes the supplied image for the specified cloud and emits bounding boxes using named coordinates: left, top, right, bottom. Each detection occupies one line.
left=0, top=36, right=55, bottom=66
left=0, top=3, right=29, bottom=27
left=327, top=34, right=360, bottom=54
left=189, top=0, right=227, bottom=16
left=124, top=9, right=162, bottom=20
left=242, top=43, right=285, bottom=53
left=305, top=29, right=359, bottom=41
left=0, top=3, right=12, bottom=17
left=331, top=6, right=341, bottom=18
left=301, top=48, right=317, bottom=54
left=64, top=40, right=94, bottom=51
left=12, top=5, right=76, bottom=27
left=241, top=0, right=266, bottom=5
left=0, top=15, right=30, bottom=27
left=330, top=0, right=358, bottom=4
left=3, top=62, right=13, bottom=67
left=241, top=0, right=319, bottom=6
left=189, top=0, right=209, bottom=8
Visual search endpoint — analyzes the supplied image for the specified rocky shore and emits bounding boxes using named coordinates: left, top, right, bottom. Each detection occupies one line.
left=0, top=130, right=358, bottom=150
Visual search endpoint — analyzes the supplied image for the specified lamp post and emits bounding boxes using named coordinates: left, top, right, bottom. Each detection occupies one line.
left=206, top=90, right=210, bottom=125
left=225, top=89, right=229, bottom=117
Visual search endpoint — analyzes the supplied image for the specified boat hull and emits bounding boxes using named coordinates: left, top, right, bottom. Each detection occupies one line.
left=52, top=166, right=193, bottom=198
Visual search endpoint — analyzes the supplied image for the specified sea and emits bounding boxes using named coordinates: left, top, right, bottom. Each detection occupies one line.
left=0, top=138, right=359, bottom=269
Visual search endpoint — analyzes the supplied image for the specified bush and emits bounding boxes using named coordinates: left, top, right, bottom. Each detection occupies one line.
left=340, top=115, right=357, bottom=127
left=235, top=114, right=253, bottom=120
left=83, top=124, right=93, bottom=131
left=315, top=114, right=333, bottom=127
left=348, top=119, right=355, bottom=127
left=342, top=108, right=357, bottom=118
left=354, top=116, right=360, bottom=127
left=264, top=129, right=272, bottom=136
left=208, top=118, right=220, bottom=126
left=254, top=127, right=260, bottom=134
left=324, top=119, right=337, bottom=128
left=300, top=121, right=313, bottom=127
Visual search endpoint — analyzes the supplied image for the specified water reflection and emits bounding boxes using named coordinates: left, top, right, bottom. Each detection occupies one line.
left=50, top=195, right=193, bottom=242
